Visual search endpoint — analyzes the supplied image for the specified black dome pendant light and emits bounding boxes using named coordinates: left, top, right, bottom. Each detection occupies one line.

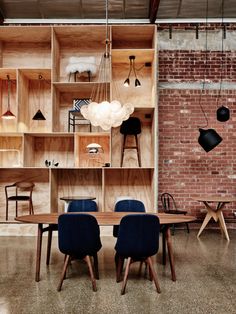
left=216, top=0, right=230, bottom=123
left=197, top=0, right=222, bottom=152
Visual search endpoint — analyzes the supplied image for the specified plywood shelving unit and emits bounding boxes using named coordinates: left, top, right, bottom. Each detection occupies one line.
left=0, top=24, right=157, bottom=222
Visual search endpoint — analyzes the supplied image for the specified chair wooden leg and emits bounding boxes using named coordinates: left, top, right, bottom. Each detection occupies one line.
left=6, top=200, right=8, bottom=221
left=93, top=253, right=99, bottom=280
left=85, top=255, right=97, bottom=292
left=116, top=255, right=124, bottom=283
left=121, top=135, right=126, bottom=167
left=146, top=257, right=161, bottom=293
left=135, top=134, right=141, bottom=167
left=186, top=222, right=190, bottom=233
left=15, top=201, right=18, bottom=217
left=121, top=257, right=131, bottom=295
left=57, top=255, right=70, bottom=291
left=46, top=228, right=53, bottom=265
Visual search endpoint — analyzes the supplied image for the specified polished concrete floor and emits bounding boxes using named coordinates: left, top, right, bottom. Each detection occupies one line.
left=0, top=229, right=236, bottom=314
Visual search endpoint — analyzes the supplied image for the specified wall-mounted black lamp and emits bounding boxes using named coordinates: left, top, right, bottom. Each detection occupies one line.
left=124, top=56, right=141, bottom=88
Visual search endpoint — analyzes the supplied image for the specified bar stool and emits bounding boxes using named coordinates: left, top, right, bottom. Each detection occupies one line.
left=120, top=117, right=141, bottom=167
left=68, top=98, right=91, bottom=132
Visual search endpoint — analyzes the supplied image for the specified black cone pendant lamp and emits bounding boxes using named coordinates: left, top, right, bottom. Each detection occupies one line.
left=1, top=75, right=16, bottom=119
left=197, top=0, right=222, bottom=152
left=32, top=74, right=46, bottom=121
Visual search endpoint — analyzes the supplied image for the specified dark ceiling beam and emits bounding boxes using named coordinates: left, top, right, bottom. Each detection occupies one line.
left=149, top=0, right=161, bottom=23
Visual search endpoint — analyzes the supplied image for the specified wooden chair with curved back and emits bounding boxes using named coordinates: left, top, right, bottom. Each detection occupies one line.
left=5, top=181, right=35, bottom=220
left=161, top=192, right=190, bottom=234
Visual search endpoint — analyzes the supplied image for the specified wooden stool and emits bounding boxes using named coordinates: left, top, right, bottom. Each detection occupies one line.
left=120, top=117, right=141, bottom=167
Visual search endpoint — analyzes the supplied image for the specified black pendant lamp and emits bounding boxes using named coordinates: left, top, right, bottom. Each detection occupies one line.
left=217, top=105, right=230, bottom=122
left=198, top=128, right=222, bottom=152
left=216, top=0, right=230, bottom=123
left=123, top=55, right=141, bottom=88
left=1, top=75, right=16, bottom=119
left=197, top=0, right=222, bottom=153
left=32, top=74, right=46, bottom=121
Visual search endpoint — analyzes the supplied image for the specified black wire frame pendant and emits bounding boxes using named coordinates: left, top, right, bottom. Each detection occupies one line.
left=198, top=128, right=222, bottom=152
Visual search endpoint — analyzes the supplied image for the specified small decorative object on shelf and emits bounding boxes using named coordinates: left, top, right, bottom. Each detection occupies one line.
left=45, top=160, right=59, bottom=167
left=66, top=56, right=97, bottom=82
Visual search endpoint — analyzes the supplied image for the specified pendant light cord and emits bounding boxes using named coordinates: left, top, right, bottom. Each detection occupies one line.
left=7, top=75, right=11, bottom=111
left=198, top=0, right=209, bottom=128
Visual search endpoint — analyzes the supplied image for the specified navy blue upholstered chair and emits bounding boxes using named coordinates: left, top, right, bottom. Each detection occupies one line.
left=46, top=199, right=98, bottom=266
left=113, top=199, right=145, bottom=237
left=57, top=213, right=102, bottom=292
left=67, top=200, right=98, bottom=212
left=115, top=214, right=161, bottom=295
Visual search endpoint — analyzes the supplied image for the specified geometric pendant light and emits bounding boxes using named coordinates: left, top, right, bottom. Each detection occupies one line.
left=1, top=75, right=16, bottom=119
left=32, top=74, right=46, bottom=120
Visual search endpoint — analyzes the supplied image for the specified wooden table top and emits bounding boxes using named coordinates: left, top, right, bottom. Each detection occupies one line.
left=60, top=196, right=96, bottom=201
left=192, top=196, right=236, bottom=203
left=15, top=212, right=196, bottom=226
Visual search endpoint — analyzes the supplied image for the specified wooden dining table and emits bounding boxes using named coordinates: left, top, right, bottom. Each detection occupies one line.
left=15, top=212, right=196, bottom=283
left=193, top=196, right=236, bottom=241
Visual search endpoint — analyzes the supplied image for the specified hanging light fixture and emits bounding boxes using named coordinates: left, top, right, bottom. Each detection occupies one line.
left=80, top=0, right=134, bottom=130
left=32, top=74, right=46, bottom=120
left=123, top=55, right=141, bottom=88
left=1, top=75, right=16, bottom=119
left=216, top=0, right=230, bottom=122
left=197, top=0, right=222, bottom=152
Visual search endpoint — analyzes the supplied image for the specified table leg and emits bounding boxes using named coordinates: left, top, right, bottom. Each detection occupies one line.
left=217, top=210, right=230, bottom=241
left=197, top=212, right=212, bottom=237
left=36, top=223, right=43, bottom=282
left=165, top=227, right=176, bottom=281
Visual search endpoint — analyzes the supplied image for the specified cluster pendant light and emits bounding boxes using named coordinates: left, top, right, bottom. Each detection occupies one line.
left=1, top=75, right=16, bottom=119
left=197, top=0, right=222, bottom=152
left=80, top=0, right=134, bottom=130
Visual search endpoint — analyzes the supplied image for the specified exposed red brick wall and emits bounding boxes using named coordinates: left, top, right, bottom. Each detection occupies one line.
left=158, top=28, right=236, bottom=224
left=159, top=51, right=236, bottom=82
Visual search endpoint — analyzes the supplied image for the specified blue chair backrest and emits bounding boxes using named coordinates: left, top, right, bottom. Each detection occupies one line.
left=115, top=200, right=145, bottom=213
left=67, top=200, right=98, bottom=212
left=58, top=213, right=102, bottom=259
left=113, top=200, right=145, bottom=237
left=115, top=214, right=160, bottom=259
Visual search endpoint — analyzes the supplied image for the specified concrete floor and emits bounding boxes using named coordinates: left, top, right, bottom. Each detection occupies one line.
left=0, top=230, right=235, bottom=314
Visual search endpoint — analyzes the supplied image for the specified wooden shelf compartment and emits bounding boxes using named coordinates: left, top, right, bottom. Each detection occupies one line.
left=103, top=168, right=154, bottom=212
left=111, top=108, right=155, bottom=168
left=23, top=133, right=74, bottom=168
left=0, top=135, right=23, bottom=167
left=0, top=26, right=51, bottom=69
left=0, top=168, right=50, bottom=222
left=0, top=73, right=17, bottom=132
left=17, top=69, right=52, bottom=133
left=52, top=83, right=110, bottom=132
left=111, top=49, right=155, bottom=64
left=112, top=61, right=155, bottom=108
left=50, top=168, right=103, bottom=213
left=111, top=25, right=156, bottom=49
left=75, top=132, right=111, bottom=168
left=52, top=25, right=109, bottom=82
